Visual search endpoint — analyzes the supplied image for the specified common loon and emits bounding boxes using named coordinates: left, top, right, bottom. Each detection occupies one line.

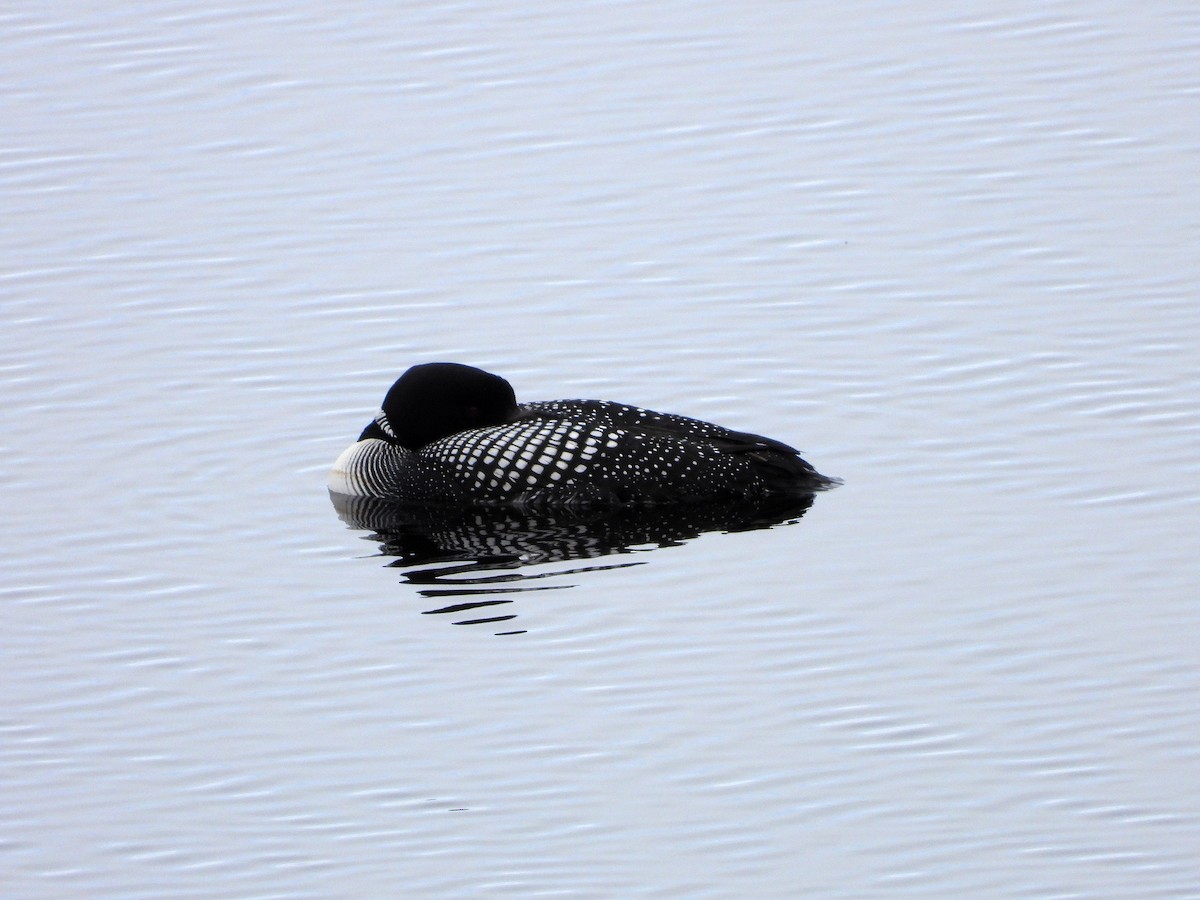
left=329, top=363, right=836, bottom=507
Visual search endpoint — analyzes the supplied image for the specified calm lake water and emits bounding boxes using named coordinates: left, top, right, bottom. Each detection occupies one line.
left=4, top=2, right=1199, bottom=897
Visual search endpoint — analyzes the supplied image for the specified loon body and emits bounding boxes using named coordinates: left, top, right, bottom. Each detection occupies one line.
left=329, top=363, right=835, bottom=507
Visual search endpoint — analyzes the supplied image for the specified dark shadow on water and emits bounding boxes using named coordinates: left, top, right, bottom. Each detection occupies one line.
left=330, top=491, right=825, bottom=635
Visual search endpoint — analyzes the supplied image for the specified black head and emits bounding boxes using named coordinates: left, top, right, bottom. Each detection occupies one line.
left=377, top=362, right=519, bottom=450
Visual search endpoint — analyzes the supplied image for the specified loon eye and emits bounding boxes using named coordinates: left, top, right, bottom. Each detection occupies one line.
left=465, top=404, right=481, bottom=419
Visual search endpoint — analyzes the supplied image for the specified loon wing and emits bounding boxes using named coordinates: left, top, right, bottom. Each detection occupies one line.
left=518, top=399, right=823, bottom=485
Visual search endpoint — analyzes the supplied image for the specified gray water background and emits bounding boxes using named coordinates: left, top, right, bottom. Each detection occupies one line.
left=4, top=3, right=1199, bottom=896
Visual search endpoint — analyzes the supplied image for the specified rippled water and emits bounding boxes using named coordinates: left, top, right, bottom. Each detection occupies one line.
left=4, top=2, right=1199, bottom=896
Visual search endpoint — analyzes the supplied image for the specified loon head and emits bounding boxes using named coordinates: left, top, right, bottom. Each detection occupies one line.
left=377, top=362, right=519, bottom=450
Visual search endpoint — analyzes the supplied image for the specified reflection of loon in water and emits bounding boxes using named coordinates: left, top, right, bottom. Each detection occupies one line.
left=330, top=491, right=820, bottom=635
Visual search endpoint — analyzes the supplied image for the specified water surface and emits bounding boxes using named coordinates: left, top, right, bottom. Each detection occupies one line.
left=4, top=2, right=1199, bottom=896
